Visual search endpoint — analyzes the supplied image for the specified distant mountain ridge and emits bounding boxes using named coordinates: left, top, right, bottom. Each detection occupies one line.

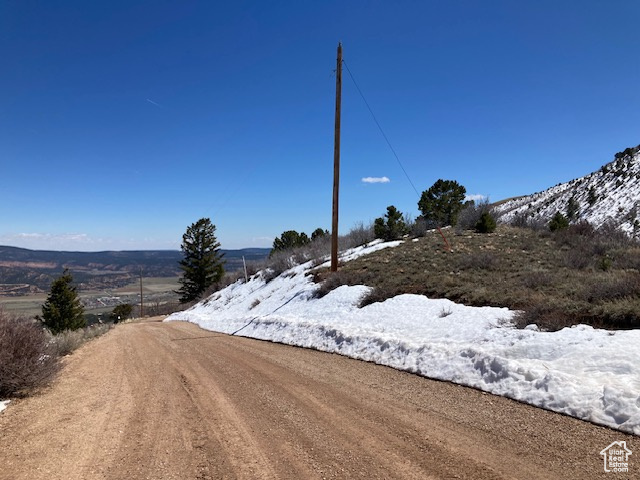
left=0, top=246, right=270, bottom=293
left=495, top=145, right=640, bottom=236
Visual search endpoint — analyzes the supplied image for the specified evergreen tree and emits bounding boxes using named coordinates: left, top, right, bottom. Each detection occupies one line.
left=475, top=212, right=497, bottom=233
left=38, top=269, right=86, bottom=334
left=418, top=179, right=467, bottom=226
left=311, top=228, right=329, bottom=241
left=549, top=211, right=569, bottom=231
left=566, top=195, right=579, bottom=220
left=177, top=218, right=225, bottom=303
left=271, top=230, right=310, bottom=255
left=374, top=205, right=408, bottom=241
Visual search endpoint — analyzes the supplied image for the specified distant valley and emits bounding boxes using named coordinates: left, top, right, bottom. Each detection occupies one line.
left=0, top=246, right=270, bottom=294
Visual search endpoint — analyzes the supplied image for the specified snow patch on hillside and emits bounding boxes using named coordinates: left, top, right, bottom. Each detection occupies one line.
left=167, top=240, right=640, bottom=436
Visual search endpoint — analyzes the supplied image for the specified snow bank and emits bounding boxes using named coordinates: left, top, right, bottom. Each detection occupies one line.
left=167, top=241, right=640, bottom=436
left=0, top=400, right=9, bottom=414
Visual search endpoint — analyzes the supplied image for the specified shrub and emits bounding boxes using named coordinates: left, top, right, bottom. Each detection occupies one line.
left=475, top=212, right=497, bottom=233
left=568, top=220, right=596, bottom=237
left=459, top=252, right=498, bottom=270
left=359, top=286, right=397, bottom=307
left=246, top=223, right=374, bottom=285
left=48, top=323, right=111, bottom=356
left=520, top=270, right=553, bottom=289
left=144, top=301, right=183, bottom=316
left=261, top=250, right=296, bottom=283
left=457, top=199, right=491, bottom=232
left=549, top=212, right=569, bottom=231
left=0, top=311, right=60, bottom=397
left=510, top=212, right=547, bottom=231
left=49, top=329, right=84, bottom=356
left=510, top=211, right=530, bottom=229
left=565, top=249, right=592, bottom=270
left=511, top=304, right=574, bottom=331
left=411, top=216, right=431, bottom=237
left=313, top=270, right=353, bottom=299
left=110, top=303, right=133, bottom=323
left=597, top=220, right=631, bottom=248
left=249, top=299, right=261, bottom=310
left=584, top=273, right=640, bottom=303
left=339, top=222, right=375, bottom=250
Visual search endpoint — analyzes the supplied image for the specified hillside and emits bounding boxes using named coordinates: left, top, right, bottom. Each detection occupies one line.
left=169, top=238, right=640, bottom=436
left=494, top=145, right=640, bottom=235
left=322, top=225, right=640, bottom=330
left=0, top=246, right=270, bottom=293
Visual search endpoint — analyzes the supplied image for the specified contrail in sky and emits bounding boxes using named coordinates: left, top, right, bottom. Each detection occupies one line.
left=146, top=98, right=162, bottom=108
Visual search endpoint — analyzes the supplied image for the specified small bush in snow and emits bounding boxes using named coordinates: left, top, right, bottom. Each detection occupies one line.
left=312, top=270, right=352, bottom=299
left=359, top=286, right=398, bottom=308
left=262, top=250, right=296, bottom=283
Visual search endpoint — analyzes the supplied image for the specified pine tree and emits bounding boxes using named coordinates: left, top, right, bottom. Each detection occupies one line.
left=271, top=230, right=310, bottom=255
left=418, top=179, right=467, bottom=226
left=311, top=228, right=329, bottom=241
left=374, top=205, right=408, bottom=241
left=39, top=269, right=86, bottom=334
left=177, top=218, right=225, bottom=303
left=475, top=212, right=497, bottom=233
left=549, top=211, right=569, bottom=232
left=566, top=195, right=579, bottom=220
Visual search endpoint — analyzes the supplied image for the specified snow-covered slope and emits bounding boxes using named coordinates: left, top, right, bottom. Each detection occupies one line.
left=495, top=146, right=640, bottom=235
left=167, top=240, right=640, bottom=436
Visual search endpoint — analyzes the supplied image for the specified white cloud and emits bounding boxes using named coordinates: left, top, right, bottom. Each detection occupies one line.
left=465, top=194, right=487, bottom=202
left=362, top=176, right=390, bottom=184
left=0, top=232, right=98, bottom=250
left=0, top=233, right=173, bottom=251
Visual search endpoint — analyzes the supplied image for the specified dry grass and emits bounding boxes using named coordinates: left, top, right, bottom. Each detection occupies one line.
left=317, top=225, right=639, bottom=331
left=47, top=323, right=112, bottom=356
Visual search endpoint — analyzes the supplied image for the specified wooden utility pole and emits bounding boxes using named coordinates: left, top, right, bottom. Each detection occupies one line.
left=331, top=42, right=342, bottom=272
left=139, top=267, right=144, bottom=318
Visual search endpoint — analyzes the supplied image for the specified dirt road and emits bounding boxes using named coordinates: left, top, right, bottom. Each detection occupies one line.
left=0, top=318, right=635, bottom=479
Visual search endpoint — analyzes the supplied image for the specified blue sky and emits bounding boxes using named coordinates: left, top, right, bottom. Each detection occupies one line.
left=2, top=1, right=639, bottom=251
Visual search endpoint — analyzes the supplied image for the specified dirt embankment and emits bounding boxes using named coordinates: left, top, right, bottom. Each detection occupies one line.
left=0, top=318, right=635, bottom=479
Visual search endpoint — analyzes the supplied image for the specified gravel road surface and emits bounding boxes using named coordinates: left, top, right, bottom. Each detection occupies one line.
left=0, top=318, right=635, bottom=479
